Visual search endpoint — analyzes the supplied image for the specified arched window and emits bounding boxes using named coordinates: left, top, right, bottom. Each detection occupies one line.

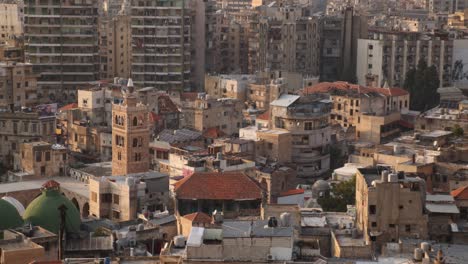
left=133, top=138, right=138, bottom=147
left=133, top=116, right=138, bottom=126
left=115, top=115, right=118, bottom=125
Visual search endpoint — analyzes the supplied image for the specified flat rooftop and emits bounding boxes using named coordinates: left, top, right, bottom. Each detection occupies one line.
left=0, top=177, right=89, bottom=198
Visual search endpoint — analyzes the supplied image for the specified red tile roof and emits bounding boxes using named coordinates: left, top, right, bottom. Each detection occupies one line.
left=301, top=81, right=409, bottom=97
left=174, top=172, right=263, bottom=200
left=257, top=112, right=270, bottom=121
left=279, top=189, right=305, bottom=197
left=59, top=103, right=78, bottom=111
left=42, top=180, right=60, bottom=189
left=182, top=212, right=212, bottom=224
left=203, top=127, right=226, bottom=139
left=149, top=112, right=161, bottom=123
left=157, top=95, right=180, bottom=114
left=451, top=185, right=468, bottom=200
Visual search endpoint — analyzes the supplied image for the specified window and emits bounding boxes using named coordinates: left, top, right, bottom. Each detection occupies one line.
left=405, top=225, right=411, bottom=232
left=133, top=138, right=138, bottom=147
left=45, top=151, right=51, bottom=161
left=133, top=116, right=138, bottom=126
left=268, top=142, right=273, bottom=150
left=304, top=122, right=313, bottom=130
left=41, top=166, right=45, bottom=176
left=371, top=222, right=377, bottom=227
left=389, top=224, right=395, bottom=228
left=35, top=151, right=42, bottom=162
left=91, top=192, right=98, bottom=202
left=113, top=210, right=120, bottom=219
left=102, top=193, right=112, bottom=203
left=74, top=133, right=78, bottom=142
left=369, top=205, right=376, bottom=214
left=356, top=100, right=359, bottom=107
left=337, top=103, right=341, bottom=110
left=118, top=152, right=122, bottom=160
left=113, top=194, right=120, bottom=205
left=62, top=153, right=67, bottom=161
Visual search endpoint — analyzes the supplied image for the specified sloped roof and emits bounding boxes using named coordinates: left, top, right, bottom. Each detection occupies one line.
left=59, top=103, right=78, bottom=111
left=452, top=185, right=468, bottom=200
left=279, top=189, right=304, bottom=197
left=301, top=81, right=408, bottom=97
left=257, top=112, right=270, bottom=121
left=270, top=94, right=300, bottom=107
left=183, top=212, right=212, bottom=224
left=174, top=172, right=262, bottom=200
left=203, top=127, right=226, bottom=139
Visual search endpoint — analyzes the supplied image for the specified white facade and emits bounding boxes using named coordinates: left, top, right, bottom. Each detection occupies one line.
left=356, top=39, right=384, bottom=87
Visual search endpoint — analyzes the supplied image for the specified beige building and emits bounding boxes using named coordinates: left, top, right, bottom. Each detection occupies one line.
left=11, top=141, right=67, bottom=180
left=0, top=111, right=56, bottom=169
left=112, top=80, right=149, bottom=175
left=99, top=12, right=132, bottom=80
left=302, top=82, right=410, bottom=144
left=357, top=30, right=454, bottom=88
left=0, top=62, right=38, bottom=109
left=0, top=3, right=22, bottom=44
left=182, top=94, right=244, bottom=136
left=89, top=171, right=169, bottom=222
left=269, top=94, right=331, bottom=179
left=0, top=230, right=45, bottom=264
left=356, top=168, right=428, bottom=250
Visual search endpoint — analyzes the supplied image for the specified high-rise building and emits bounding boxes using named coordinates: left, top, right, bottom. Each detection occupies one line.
left=24, top=0, right=101, bottom=103
left=129, top=0, right=191, bottom=91
left=112, top=79, right=149, bottom=175
left=356, top=30, right=453, bottom=88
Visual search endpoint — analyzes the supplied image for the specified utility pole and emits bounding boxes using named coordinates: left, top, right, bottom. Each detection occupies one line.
left=58, top=204, right=68, bottom=260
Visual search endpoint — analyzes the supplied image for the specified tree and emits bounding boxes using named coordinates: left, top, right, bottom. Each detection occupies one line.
left=318, top=176, right=356, bottom=212
left=403, top=59, right=440, bottom=111
left=452, top=124, right=464, bottom=137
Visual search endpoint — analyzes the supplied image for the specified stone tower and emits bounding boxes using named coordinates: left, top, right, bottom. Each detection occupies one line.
left=112, top=79, right=149, bottom=175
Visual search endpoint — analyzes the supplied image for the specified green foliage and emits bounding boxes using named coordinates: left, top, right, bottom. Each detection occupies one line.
left=452, top=125, right=464, bottom=137
left=93, top=227, right=110, bottom=237
left=318, top=176, right=356, bottom=212
left=403, top=59, right=440, bottom=111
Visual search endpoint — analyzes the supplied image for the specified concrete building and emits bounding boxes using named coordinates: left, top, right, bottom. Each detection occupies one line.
left=89, top=170, right=169, bottom=221
left=0, top=110, right=56, bottom=170
left=24, top=0, right=101, bottom=103
left=248, top=4, right=322, bottom=77
left=182, top=94, right=244, bottom=136
left=174, top=171, right=263, bottom=218
left=0, top=3, right=22, bottom=44
left=129, top=0, right=191, bottom=91
left=269, top=94, right=331, bottom=179
left=12, top=141, right=67, bottom=180
left=0, top=62, right=38, bottom=109
left=357, top=30, right=453, bottom=88
left=205, top=74, right=254, bottom=102
left=320, top=8, right=368, bottom=82
left=301, top=82, right=410, bottom=144
left=98, top=10, right=132, bottom=80
left=112, top=80, right=149, bottom=175
left=355, top=168, right=428, bottom=250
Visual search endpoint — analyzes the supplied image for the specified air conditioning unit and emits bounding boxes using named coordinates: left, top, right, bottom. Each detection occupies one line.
left=267, top=254, right=274, bottom=261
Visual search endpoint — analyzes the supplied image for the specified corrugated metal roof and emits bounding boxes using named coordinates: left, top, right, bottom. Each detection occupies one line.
left=426, top=194, right=455, bottom=202
left=270, top=94, right=300, bottom=107
left=187, top=227, right=204, bottom=247
left=425, top=203, right=460, bottom=214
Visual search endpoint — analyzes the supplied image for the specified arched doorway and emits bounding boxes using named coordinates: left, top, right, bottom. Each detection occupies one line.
left=82, top=202, right=89, bottom=218
left=71, top=198, right=79, bottom=211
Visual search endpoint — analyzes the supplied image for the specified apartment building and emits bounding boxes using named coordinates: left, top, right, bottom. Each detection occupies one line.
left=0, top=62, right=38, bottom=109
left=129, top=0, right=191, bottom=91
left=0, top=110, right=56, bottom=169
left=356, top=168, right=428, bottom=250
left=357, top=30, right=453, bottom=88
left=98, top=10, right=132, bottom=80
left=248, top=5, right=322, bottom=77
left=182, top=94, right=244, bottom=136
left=269, top=94, right=331, bottom=179
left=89, top=171, right=169, bottom=221
left=0, top=3, right=23, bottom=44
left=24, top=0, right=101, bottom=103
left=320, top=8, right=368, bottom=82
left=13, top=141, right=67, bottom=179
left=302, top=82, right=410, bottom=144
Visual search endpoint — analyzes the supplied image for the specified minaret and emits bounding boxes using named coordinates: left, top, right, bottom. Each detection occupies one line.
left=112, top=79, right=149, bottom=175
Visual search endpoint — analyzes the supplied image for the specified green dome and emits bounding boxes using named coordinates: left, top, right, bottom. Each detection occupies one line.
left=0, top=199, right=23, bottom=230
left=23, top=182, right=81, bottom=234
